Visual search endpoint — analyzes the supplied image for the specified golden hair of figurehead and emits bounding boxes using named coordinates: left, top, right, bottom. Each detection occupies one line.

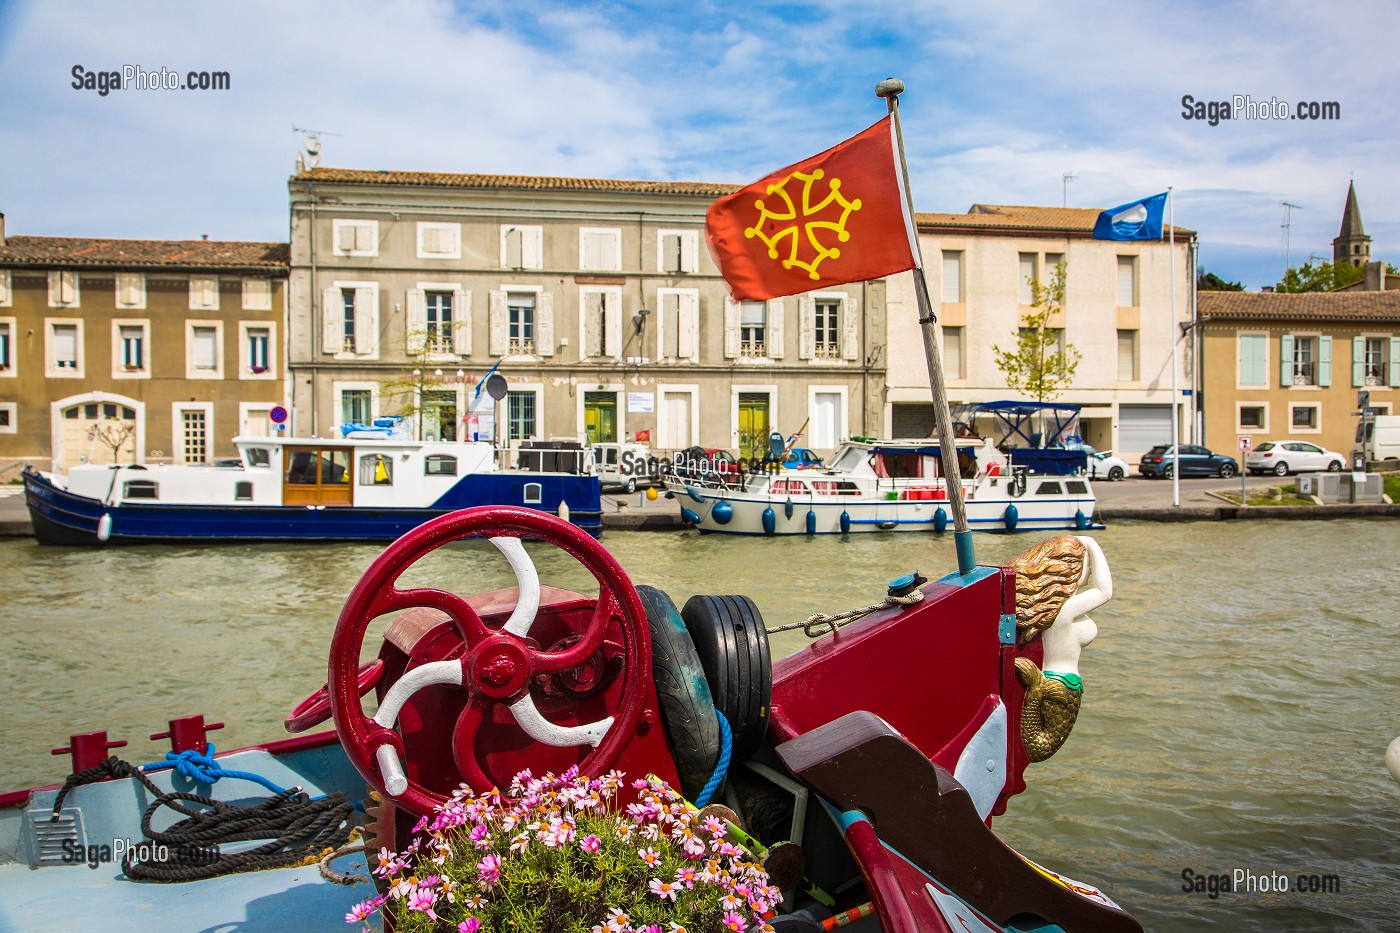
left=1009, top=535, right=1087, bottom=644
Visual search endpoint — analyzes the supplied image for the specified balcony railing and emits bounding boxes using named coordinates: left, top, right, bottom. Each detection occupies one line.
left=508, top=339, right=536, bottom=355
left=739, top=340, right=767, bottom=358
left=813, top=342, right=841, bottom=360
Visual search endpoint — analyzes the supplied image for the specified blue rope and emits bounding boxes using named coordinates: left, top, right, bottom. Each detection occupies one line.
left=140, top=744, right=291, bottom=796
left=695, top=712, right=732, bottom=808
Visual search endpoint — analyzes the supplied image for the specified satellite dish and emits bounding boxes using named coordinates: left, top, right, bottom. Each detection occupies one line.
left=486, top=373, right=508, bottom=400
left=304, top=133, right=322, bottom=156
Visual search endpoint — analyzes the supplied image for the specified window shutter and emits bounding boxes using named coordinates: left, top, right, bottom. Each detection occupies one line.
left=453, top=289, right=471, bottom=355
left=1117, top=257, right=1134, bottom=307
left=322, top=287, right=342, bottom=353
left=841, top=298, right=859, bottom=360
left=0, top=270, right=9, bottom=305
left=355, top=224, right=373, bottom=252
left=1390, top=337, right=1400, bottom=387
left=1318, top=335, right=1332, bottom=387
left=683, top=233, right=698, bottom=273
left=941, top=252, right=961, bottom=303
left=406, top=289, right=427, bottom=353
left=678, top=293, right=697, bottom=360
left=799, top=296, right=816, bottom=359
left=536, top=293, right=555, bottom=356
left=48, top=272, right=59, bottom=305
left=604, top=290, right=622, bottom=358
left=337, top=224, right=356, bottom=252
left=767, top=299, right=784, bottom=359
left=489, top=291, right=508, bottom=355
left=724, top=299, right=740, bottom=359
left=583, top=295, right=603, bottom=357
left=1279, top=335, right=1293, bottom=385
left=503, top=228, right=522, bottom=269
left=1353, top=336, right=1366, bottom=387
left=423, top=227, right=442, bottom=254
left=354, top=287, right=375, bottom=353
left=524, top=228, right=543, bottom=269
left=1018, top=253, right=1036, bottom=304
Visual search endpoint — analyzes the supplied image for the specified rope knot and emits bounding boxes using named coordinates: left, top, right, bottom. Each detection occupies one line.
left=167, top=749, right=222, bottom=784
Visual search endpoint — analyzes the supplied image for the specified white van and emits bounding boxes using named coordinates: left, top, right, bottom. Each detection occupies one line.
left=592, top=442, right=658, bottom=493
left=1354, top=415, right=1400, bottom=462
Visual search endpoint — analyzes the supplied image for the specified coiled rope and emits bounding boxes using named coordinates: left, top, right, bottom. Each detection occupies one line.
left=50, top=749, right=355, bottom=883
left=766, top=590, right=925, bottom=639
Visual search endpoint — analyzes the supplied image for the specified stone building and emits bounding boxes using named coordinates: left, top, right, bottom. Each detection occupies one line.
left=286, top=169, right=887, bottom=462
left=0, top=216, right=288, bottom=475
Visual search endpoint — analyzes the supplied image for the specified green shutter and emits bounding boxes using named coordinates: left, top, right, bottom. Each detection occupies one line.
left=1280, top=335, right=1294, bottom=386
left=1353, top=336, right=1366, bottom=387
left=1390, top=337, right=1400, bottom=387
left=1239, top=334, right=1266, bottom=386
left=1318, top=336, right=1332, bottom=387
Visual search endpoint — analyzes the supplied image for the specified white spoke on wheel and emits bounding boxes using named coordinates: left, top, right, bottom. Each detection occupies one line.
left=508, top=693, right=613, bottom=748
left=371, top=659, right=464, bottom=796
left=489, top=536, right=541, bottom=637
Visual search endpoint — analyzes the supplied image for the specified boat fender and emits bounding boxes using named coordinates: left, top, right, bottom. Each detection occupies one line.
left=681, top=594, right=772, bottom=761
left=805, top=510, right=817, bottom=535
left=686, top=486, right=704, bottom=504
left=761, top=507, right=776, bottom=536
left=933, top=506, right=948, bottom=534
left=681, top=507, right=701, bottom=525
left=712, top=501, right=734, bottom=525
left=96, top=512, right=113, bottom=543
left=840, top=510, right=851, bottom=534
left=637, top=585, right=720, bottom=801
left=1075, top=509, right=1089, bottom=530
left=1003, top=504, right=1019, bottom=531
left=783, top=498, right=794, bottom=520
left=557, top=499, right=570, bottom=522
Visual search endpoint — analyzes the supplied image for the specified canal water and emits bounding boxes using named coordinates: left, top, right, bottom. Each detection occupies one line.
left=2, top=520, right=1397, bottom=931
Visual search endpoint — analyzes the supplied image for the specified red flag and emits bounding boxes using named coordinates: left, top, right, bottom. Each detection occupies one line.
left=634, top=429, right=651, bottom=443
left=706, top=116, right=919, bottom=301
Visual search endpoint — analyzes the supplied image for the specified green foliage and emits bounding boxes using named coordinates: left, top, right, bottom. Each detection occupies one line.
left=992, top=261, right=1082, bottom=402
left=1197, top=270, right=1244, bottom=291
left=1275, top=259, right=1364, bottom=292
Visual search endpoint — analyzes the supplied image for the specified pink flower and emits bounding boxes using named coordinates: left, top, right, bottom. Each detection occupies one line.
left=580, top=833, right=602, bottom=854
left=649, top=878, right=679, bottom=901
left=722, top=911, right=749, bottom=932
left=638, top=847, right=662, bottom=867
left=344, top=899, right=375, bottom=923
left=406, top=887, right=438, bottom=920
left=675, top=866, right=698, bottom=888
left=458, top=919, right=481, bottom=933
left=477, top=853, right=502, bottom=890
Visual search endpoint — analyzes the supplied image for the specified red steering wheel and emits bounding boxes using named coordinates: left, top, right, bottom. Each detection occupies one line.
left=329, top=506, right=649, bottom=816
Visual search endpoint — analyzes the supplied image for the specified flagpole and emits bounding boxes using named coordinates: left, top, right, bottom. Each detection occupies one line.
left=1169, top=186, right=1180, bottom=508
left=877, top=78, right=976, bottom=575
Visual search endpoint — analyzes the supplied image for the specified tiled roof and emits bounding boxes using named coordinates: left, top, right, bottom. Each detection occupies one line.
left=294, top=167, right=741, bottom=198
left=0, top=236, right=288, bottom=270
left=917, top=203, right=1194, bottom=236
left=1199, top=289, right=1400, bottom=322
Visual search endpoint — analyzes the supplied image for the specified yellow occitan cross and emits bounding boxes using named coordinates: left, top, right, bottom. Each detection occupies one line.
left=744, top=168, right=861, bottom=280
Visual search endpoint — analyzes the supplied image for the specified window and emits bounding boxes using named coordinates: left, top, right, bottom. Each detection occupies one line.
left=112, top=320, right=150, bottom=378
left=189, top=276, right=219, bottom=310
left=51, top=322, right=80, bottom=373
left=116, top=272, right=145, bottom=308
left=120, top=325, right=144, bottom=370
left=579, top=227, right=621, bottom=271
left=941, top=251, right=963, bottom=303
left=1282, top=335, right=1330, bottom=386
left=49, top=271, right=79, bottom=307
left=1116, top=256, right=1137, bottom=307
left=501, top=225, right=543, bottom=270
left=658, top=231, right=698, bottom=274
left=0, top=270, right=9, bottom=305
left=1037, top=481, right=1064, bottom=495
left=580, top=288, right=619, bottom=359
left=1117, top=330, right=1138, bottom=381
left=507, top=390, right=537, bottom=441
left=417, top=222, right=461, bottom=259
left=943, top=326, right=963, bottom=380
left=740, top=301, right=767, bottom=357
left=0, top=403, right=14, bottom=433
left=425, top=454, right=457, bottom=476
left=242, top=277, right=272, bottom=310
left=192, top=326, right=218, bottom=373
left=1290, top=404, right=1319, bottom=431
left=342, top=389, right=372, bottom=425
left=322, top=284, right=376, bottom=356
left=0, top=320, right=12, bottom=372
left=508, top=293, right=535, bottom=354
left=523, top=482, right=543, bottom=504
left=425, top=291, right=454, bottom=353
left=235, top=481, right=254, bottom=501
left=813, top=299, right=840, bottom=359
left=1238, top=333, right=1268, bottom=386
left=124, top=480, right=159, bottom=499
left=341, top=289, right=356, bottom=352
left=658, top=290, right=698, bottom=361
left=1363, top=337, right=1386, bottom=386
left=1018, top=253, right=1038, bottom=304
left=1239, top=405, right=1266, bottom=430
left=246, top=326, right=270, bottom=373
left=1045, top=252, right=1064, bottom=276
left=181, top=409, right=208, bottom=463
left=333, top=220, right=377, bottom=256
left=359, top=453, right=394, bottom=486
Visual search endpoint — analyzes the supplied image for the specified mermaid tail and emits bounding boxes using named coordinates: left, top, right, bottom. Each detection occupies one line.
left=1015, top=657, right=1083, bottom=762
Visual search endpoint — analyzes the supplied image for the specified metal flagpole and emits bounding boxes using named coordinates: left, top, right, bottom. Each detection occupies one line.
left=877, top=78, right=976, bottom=575
left=1169, top=187, right=1180, bottom=508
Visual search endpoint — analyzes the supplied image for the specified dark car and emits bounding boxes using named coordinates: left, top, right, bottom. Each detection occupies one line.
left=669, top=446, right=741, bottom=485
left=1138, top=444, right=1238, bottom=479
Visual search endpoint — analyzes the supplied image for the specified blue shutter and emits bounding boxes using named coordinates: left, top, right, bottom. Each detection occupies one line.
left=1353, top=336, right=1366, bottom=387
left=1280, top=335, right=1294, bottom=386
left=1390, top=337, right=1400, bottom=387
left=1318, top=336, right=1332, bottom=387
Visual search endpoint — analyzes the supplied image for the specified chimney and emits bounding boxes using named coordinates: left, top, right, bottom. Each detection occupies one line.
left=1260, top=286, right=1275, bottom=293
left=1364, top=261, right=1383, bottom=291
left=0, top=212, right=6, bottom=247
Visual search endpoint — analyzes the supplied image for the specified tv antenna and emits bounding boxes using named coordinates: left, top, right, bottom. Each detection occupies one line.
left=1281, top=201, right=1302, bottom=272
left=293, top=126, right=340, bottom=170
left=1062, top=171, right=1077, bottom=207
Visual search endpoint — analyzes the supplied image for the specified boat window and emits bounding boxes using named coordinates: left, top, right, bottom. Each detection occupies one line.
left=235, top=481, right=253, bottom=501
left=1066, top=481, right=1088, bottom=495
left=286, top=450, right=318, bottom=484
left=425, top=454, right=457, bottom=476
left=523, top=482, right=542, bottom=504
left=359, top=453, right=394, bottom=486
left=835, top=481, right=860, bottom=495
left=123, top=480, right=158, bottom=499
left=326, top=450, right=350, bottom=484
left=771, top=478, right=810, bottom=494
left=1037, top=481, right=1064, bottom=495
left=812, top=480, right=861, bottom=496
left=246, top=448, right=270, bottom=467
left=873, top=452, right=923, bottom=478
left=834, top=447, right=864, bottom=471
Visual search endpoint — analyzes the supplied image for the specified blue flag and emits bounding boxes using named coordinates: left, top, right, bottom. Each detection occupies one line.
left=1092, top=192, right=1167, bottom=240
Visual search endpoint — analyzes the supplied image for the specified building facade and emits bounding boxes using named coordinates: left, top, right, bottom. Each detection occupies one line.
left=1198, top=290, right=1400, bottom=459
left=884, top=205, right=1195, bottom=458
left=287, top=169, right=888, bottom=462
left=0, top=218, right=288, bottom=476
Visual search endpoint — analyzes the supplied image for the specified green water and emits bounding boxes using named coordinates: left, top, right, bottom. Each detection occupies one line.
left=2, top=521, right=1397, bottom=930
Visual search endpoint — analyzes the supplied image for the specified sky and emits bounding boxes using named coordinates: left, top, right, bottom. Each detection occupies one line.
left=1, top=0, right=1397, bottom=290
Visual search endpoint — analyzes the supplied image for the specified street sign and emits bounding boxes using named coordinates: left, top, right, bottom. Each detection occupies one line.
left=1238, top=435, right=1252, bottom=452
left=270, top=405, right=288, bottom=424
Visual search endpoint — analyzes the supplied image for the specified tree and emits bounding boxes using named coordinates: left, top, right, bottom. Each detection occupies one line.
left=1271, top=259, right=1399, bottom=292
left=1198, top=270, right=1244, bottom=291
left=91, top=416, right=136, bottom=464
left=992, top=261, right=1081, bottom=402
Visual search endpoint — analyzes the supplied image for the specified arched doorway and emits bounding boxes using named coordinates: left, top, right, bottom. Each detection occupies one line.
left=52, top=393, right=145, bottom=471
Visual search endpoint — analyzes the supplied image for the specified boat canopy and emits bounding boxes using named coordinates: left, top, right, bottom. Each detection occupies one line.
left=964, top=402, right=1086, bottom=476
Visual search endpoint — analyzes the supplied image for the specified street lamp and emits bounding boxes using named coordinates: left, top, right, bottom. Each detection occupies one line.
left=632, top=307, right=651, bottom=334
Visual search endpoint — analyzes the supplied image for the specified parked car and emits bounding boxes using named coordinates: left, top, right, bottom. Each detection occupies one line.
left=1059, top=442, right=1129, bottom=481
left=669, top=446, right=741, bottom=486
left=1138, top=444, right=1238, bottom=478
left=780, top=448, right=826, bottom=470
left=1246, top=441, right=1345, bottom=476
left=593, top=442, right=659, bottom=493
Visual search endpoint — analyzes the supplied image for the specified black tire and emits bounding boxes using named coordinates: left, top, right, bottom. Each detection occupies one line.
left=636, top=585, right=719, bottom=801
left=1326, top=460, right=1342, bottom=472
left=1163, top=464, right=1175, bottom=479
left=1219, top=462, right=1237, bottom=478
left=625, top=477, right=637, bottom=494
left=681, top=594, right=772, bottom=761
left=1273, top=461, right=1289, bottom=476
left=1107, top=466, right=1125, bottom=481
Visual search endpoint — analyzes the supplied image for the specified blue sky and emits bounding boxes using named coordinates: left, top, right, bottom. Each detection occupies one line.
left=1, top=0, right=1396, bottom=289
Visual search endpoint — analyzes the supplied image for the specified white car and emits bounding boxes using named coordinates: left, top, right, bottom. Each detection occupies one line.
left=1245, top=441, right=1345, bottom=476
left=1082, top=445, right=1130, bottom=481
